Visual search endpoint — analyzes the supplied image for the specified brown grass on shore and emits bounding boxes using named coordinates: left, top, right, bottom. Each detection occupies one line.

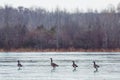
left=0, top=48, right=120, bottom=52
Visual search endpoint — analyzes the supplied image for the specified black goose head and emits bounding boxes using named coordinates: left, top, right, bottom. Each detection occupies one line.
left=93, top=61, right=95, bottom=64
left=50, top=58, right=53, bottom=63
left=18, top=60, right=20, bottom=63
left=72, top=61, right=75, bottom=63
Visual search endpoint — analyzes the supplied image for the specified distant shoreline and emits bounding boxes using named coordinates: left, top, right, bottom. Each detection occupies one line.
left=1, top=48, right=120, bottom=52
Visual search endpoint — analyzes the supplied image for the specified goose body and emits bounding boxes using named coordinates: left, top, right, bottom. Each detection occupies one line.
left=93, top=61, right=99, bottom=71
left=50, top=58, right=58, bottom=69
left=17, top=60, right=22, bottom=67
left=72, top=61, right=78, bottom=70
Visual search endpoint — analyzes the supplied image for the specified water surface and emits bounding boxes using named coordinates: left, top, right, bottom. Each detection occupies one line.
left=0, top=52, right=120, bottom=80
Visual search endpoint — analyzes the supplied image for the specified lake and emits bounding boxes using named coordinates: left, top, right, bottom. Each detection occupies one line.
left=0, top=52, right=120, bottom=80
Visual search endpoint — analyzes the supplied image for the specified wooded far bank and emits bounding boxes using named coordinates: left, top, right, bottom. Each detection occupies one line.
left=0, top=4, right=120, bottom=51
left=1, top=48, right=120, bottom=52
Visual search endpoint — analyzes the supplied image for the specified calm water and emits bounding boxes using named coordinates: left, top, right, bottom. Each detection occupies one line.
left=0, top=52, right=120, bottom=80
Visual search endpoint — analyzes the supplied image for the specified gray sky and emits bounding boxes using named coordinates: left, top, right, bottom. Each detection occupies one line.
left=0, top=0, right=120, bottom=12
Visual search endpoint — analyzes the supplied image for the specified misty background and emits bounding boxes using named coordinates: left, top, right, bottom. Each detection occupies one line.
left=0, top=0, right=119, bottom=12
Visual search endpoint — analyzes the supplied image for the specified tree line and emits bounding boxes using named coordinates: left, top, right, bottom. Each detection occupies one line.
left=0, top=4, right=120, bottom=50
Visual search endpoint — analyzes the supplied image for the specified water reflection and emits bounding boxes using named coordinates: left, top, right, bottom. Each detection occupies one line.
left=73, top=69, right=77, bottom=72
left=18, top=67, right=22, bottom=70
left=94, top=70, right=98, bottom=73
left=51, top=68, right=56, bottom=72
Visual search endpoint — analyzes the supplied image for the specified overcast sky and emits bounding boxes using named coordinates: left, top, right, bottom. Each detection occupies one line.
left=0, top=0, right=120, bottom=12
